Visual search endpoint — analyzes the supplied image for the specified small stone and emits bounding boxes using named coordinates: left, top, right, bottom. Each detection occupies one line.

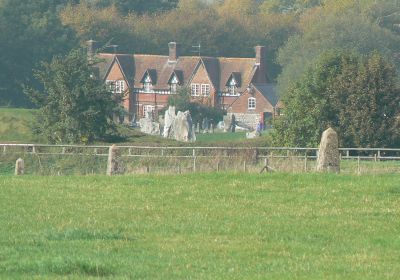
left=15, top=158, right=24, bottom=175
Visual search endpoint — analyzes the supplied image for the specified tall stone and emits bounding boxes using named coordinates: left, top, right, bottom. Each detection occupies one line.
left=173, top=111, right=196, bottom=142
left=163, top=106, right=176, bottom=138
left=316, top=127, right=340, bottom=173
left=107, top=145, right=121, bottom=175
left=15, top=158, right=24, bottom=175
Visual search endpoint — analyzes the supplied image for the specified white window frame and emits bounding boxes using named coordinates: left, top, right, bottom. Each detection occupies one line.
left=106, top=80, right=125, bottom=94
left=191, top=83, right=200, bottom=96
left=143, top=75, right=152, bottom=93
left=143, top=105, right=155, bottom=117
left=201, top=84, right=210, bottom=96
left=248, top=97, right=256, bottom=110
left=106, top=80, right=115, bottom=93
left=170, top=76, right=179, bottom=94
left=115, top=80, right=125, bottom=94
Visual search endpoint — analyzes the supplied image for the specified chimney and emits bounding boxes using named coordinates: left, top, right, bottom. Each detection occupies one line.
left=254, top=45, right=267, bottom=83
left=87, top=39, right=99, bottom=59
left=168, top=42, right=179, bottom=62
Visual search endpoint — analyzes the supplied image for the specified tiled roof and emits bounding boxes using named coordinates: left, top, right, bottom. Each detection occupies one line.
left=219, top=57, right=257, bottom=92
left=96, top=52, right=262, bottom=92
left=253, top=83, right=279, bottom=106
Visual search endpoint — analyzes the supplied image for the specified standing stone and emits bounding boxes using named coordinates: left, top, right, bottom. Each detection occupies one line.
left=316, top=127, right=340, bottom=173
left=107, top=145, right=121, bottom=175
left=163, top=106, right=176, bottom=138
left=15, top=158, right=24, bottom=175
left=174, top=111, right=196, bottom=142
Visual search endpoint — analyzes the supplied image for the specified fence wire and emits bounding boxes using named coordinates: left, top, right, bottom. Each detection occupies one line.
left=1, top=144, right=399, bottom=175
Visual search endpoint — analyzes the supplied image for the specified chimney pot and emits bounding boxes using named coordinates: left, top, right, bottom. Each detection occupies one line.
left=87, top=39, right=99, bottom=59
left=168, top=42, right=179, bottom=62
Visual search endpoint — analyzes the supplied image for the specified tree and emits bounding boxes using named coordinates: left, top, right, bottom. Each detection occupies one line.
left=167, top=87, right=224, bottom=126
left=25, top=49, right=122, bottom=144
left=272, top=51, right=400, bottom=148
left=0, top=0, right=77, bottom=107
left=277, top=7, right=400, bottom=95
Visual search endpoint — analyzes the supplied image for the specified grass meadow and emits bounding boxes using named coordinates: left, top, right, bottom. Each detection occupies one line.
left=1, top=173, right=399, bottom=279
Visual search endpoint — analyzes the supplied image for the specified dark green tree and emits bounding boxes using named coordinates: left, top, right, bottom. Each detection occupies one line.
left=0, top=0, right=77, bottom=106
left=272, top=51, right=400, bottom=148
left=25, top=49, right=122, bottom=144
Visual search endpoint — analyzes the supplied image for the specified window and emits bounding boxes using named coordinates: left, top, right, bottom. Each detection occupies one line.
left=191, top=83, right=200, bottom=96
left=201, top=84, right=210, bottom=96
left=170, top=83, right=177, bottom=93
left=228, top=85, right=236, bottom=95
left=170, top=75, right=179, bottom=94
left=106, top=80, right=125, bottom=93
left=115, top=80, right=125, bottom=93
left=143, top=105, right=154, bottom=118
left=143, top=75, right=152, bottom=93
left=248, top=97, right=256, bottom=110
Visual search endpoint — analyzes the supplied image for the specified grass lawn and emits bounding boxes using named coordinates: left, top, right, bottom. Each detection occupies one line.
left=0, top=108, right=42, bottom=143
left=0, top=173, right=399, bottom=279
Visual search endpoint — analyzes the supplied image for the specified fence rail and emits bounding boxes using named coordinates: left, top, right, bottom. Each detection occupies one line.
left=1, top=143, right=399, bottom=175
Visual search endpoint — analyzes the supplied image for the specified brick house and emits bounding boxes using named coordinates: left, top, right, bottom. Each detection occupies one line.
left=91, top=40, right=281, bottom=128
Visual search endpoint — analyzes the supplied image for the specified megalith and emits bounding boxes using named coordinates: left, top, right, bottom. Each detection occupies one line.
left=173, top=111, right=196, bottom=142
left=316, top=127, right=340, bottom=173
left=15, top=158, right=24, bottom=175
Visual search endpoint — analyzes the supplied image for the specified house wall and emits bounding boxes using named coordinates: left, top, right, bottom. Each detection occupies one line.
left=190, top=64, right=216, bottom=106
left=136, top=93, right=170, bottom=118
left=106, top=62, right=132, bottom=118
left=228, top=88, right=274, bottom=129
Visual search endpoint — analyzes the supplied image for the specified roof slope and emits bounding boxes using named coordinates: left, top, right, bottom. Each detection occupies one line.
left=253, top=83, right=279, bottom=106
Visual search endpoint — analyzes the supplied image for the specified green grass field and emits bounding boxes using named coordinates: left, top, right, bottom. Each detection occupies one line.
left=1, top=173, right=399, bottom=279
left=0, top=108, right=42, bottom=143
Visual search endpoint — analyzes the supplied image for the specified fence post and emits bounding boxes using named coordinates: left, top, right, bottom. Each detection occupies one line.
left=304, top=153, right=308, bottom=172
left=3, top=146, right=6, bottom=155
left=243, top=161, right=247, bottom=172
left=217, top=161, right=220, bottom=172
left=357, top=156, right=361, bottom=175
left=192, top=148, right=196, bottom=172
left=107, top=145, right=120, bottom=176
left=377, top=150, right=381, bottom=161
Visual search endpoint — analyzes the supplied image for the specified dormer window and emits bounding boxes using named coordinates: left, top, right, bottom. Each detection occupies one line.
left=143, top=75, right=152, bottom=93
left=226, top=74, right=240, bottom=96
left=170, top=75, right=179, bottom=94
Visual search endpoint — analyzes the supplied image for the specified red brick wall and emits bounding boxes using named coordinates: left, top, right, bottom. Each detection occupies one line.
left=190, top=64, right=216, bottom=106
left=106, top=62, right=132, bottom=115
left=229, top=88, right=274, bottom=114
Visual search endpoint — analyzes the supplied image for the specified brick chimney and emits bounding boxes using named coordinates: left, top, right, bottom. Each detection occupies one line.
left=168, top=42, right=179, bottom=62
left=87, top=39, right=100, bottom=59
left=254, top=45, right=267, bottom=83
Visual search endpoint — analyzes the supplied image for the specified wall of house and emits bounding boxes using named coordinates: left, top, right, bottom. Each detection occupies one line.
left=136, top=93, right=169, bottom=118
left=107, top=63, right=132, bottom=120
left=190, top=64, right=216, bottom=106
left=228, top=89, right=274, bottom=129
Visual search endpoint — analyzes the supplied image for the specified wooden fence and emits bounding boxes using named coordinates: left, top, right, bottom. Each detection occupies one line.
left=1, top=144, right=400, bottom=175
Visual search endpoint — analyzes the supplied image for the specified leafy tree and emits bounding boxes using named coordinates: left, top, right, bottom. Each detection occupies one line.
left=167, top=87, right=224, bottom=126
left=277, top=7, right=400, bottom=95
left=25, top=49, right=122, bottom=144
left=0, top=0, right=77, bottom=107
left=272, top=51, right=400, bottom=148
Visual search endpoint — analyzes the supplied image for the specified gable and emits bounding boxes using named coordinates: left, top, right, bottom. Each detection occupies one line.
left=190, top=62, right=214, bottom=89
